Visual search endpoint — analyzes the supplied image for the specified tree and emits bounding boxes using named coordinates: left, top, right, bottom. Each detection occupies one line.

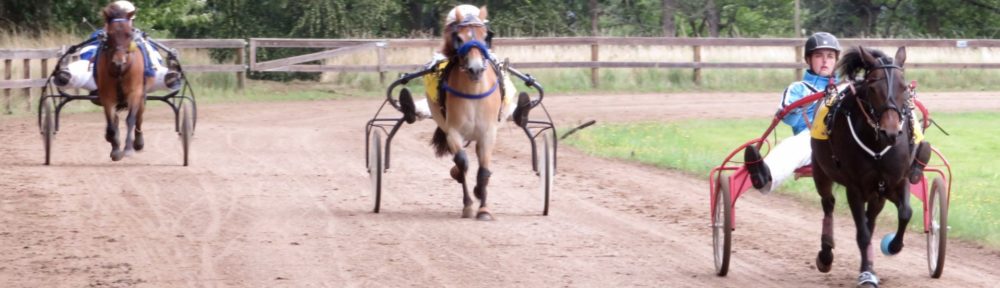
left=662, top=0, right=676, bottom=37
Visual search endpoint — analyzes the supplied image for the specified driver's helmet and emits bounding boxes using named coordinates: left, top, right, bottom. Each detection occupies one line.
left=804, top=32, right=840, bottom=59
left=444, top=5, right=485, bottom=29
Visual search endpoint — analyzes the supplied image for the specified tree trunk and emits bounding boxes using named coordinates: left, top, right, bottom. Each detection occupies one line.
left=662, top=0, right=676, bottom=37
left=705, top=0, right=720, bottom=37
left=590, top=0, right=599, bottom=36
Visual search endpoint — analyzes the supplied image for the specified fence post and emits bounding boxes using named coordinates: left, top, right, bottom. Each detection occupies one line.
left=590, top=43, right=599, bottom=88
left=237, top=46, right=246, bottom=90
left=795, top=45, right=803, bottom=81
left=377, top=42, right=387, bottom=85
left=22, top=58, right=31, bottom=111
left=248, top=39, right=257, bottom=71
left=693, top=45, right=702, bottom=86
left=3, top=59, right=10, bottom=114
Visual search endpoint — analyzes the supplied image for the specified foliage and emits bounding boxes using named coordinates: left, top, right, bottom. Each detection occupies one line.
left=4, top=0, right=998, bottom=39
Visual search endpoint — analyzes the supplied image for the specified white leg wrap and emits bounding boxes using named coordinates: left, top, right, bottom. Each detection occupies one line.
left=760, top=131, right=813, bottom=193
left=413, top=98, right=432, bottom=120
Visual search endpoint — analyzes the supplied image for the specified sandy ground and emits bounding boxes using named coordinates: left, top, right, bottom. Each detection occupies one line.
left=1, top=91, right=999, bottom=287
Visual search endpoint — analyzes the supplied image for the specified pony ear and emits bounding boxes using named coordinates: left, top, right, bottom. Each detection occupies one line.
left=454, top=7, right=464, bottom=24
left=894, top=46, right=907, bottom=67
left=102, top=7, right=112, bottom=22
left=859, top=46, right=878, bottom=67
left=127, top=11, right=136, bottom=21
left=479, top=6, right=489, bottom=20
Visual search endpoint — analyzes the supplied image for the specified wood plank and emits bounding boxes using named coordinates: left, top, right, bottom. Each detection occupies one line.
left=0, top=79, right=47, bottom=89
left=0, top=49, right=61, bottom=59
left=157, top=39, right=246, bottom=49
left=907, top=63, right=1000, bottom=69
left=251, top=38, right=380, bottom=48
left=254, top=42, right=382, bottom=71
left=182, top=64, right=247, bottom=72
left=263, top=64, right=424, bottom=72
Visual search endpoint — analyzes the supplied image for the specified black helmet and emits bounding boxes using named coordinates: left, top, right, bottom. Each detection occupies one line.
left=805, top=32, right=840, bottom=58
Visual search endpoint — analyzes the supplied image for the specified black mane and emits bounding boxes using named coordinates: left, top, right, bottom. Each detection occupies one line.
left=837, top=47, right=891, bottom=81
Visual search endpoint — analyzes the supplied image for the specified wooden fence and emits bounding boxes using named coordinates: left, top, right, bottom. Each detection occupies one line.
left=248, top=37, right=1000, bottom=88
left=4, top=37, right=1000, bottom=112
left=0, top=39, right=244, bottom=113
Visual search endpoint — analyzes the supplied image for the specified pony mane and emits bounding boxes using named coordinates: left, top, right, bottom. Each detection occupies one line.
left=837, top=47, right=891, bottom=80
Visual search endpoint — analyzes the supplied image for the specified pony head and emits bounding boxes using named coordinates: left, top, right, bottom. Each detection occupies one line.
left=838, top=46, right=910, bottom=142
left=102, top=1, right=138, bottom=74
left=443, top=5, right=492, bottom=81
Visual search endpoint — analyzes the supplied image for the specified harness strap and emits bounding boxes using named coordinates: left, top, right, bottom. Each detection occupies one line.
left=441, top=78, right=499, bottom=99
left=846, top=112, right=893, bottom=160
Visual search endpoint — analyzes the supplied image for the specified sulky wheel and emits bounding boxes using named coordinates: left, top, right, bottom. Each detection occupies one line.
left=713, top=176, right=733, bottom=276
left=41, top=98, right=55, bottom=165
left=368, top=130, right=384, bottom=213
left=537, top=129, right=555, bottom=216
left=180, top=100, right=193, bottom=166
left=927, top=177, right=948, bottom=278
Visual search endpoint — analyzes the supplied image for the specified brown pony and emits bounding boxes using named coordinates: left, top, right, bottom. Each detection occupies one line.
left=811, top=46, right=916, bottom=287
left=96, top=2, right=151, bottom=161
left=428, top=6, right=505, bottom=221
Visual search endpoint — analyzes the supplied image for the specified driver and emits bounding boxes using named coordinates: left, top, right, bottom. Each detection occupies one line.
left=744, top=32, right=932, bottom=194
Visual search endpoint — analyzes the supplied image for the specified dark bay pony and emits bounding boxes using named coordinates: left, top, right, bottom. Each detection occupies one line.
left=96, top=2, right=151, bottom=161
left=428, top=6, right=504, bottom=221
left=811, top=46, right=917, bottom=287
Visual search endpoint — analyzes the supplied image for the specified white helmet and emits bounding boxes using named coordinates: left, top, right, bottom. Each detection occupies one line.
left=445, top=4, right=486, bottom=27
left=111, top=1, right=137, bottom=19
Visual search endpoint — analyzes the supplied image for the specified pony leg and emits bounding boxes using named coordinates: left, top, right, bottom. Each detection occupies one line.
left=885, top=186, right=912, bottom=255
left=445, top=130, right=475, bottom=219
left=134, top=101, right=145, bottom=151
left=473, top=137, right=496, bottom=221
left=122, top=102, right=139, bottom=157
left=847, top=190, right=878, bottom=286
left=813, top=167, right=836, bottom=273
left=103, top=105, right=123, bottom=161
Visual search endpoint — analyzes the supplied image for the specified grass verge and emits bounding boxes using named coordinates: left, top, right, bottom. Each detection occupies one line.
left=563, top=112, right=1000, bottom=248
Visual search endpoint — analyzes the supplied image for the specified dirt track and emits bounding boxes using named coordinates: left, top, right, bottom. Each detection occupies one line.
left=2, top=92, right=999, bottom=287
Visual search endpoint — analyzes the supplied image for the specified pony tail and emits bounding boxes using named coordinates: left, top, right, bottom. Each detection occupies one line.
left=431, top=128, right=451, bottom=157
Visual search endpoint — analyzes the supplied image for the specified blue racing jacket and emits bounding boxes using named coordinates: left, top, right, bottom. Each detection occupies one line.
left=780, top=70, right=838, bottom=135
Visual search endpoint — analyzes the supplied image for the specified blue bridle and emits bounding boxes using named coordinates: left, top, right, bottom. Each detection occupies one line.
left=445, top=33, right=498, bottom=99
left=457, top=39, right=492, bottom=60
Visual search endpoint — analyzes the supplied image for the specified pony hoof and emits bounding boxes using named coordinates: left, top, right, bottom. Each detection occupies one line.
left=815, top=251, right=833, bottom=273
left=476, top=211, right=494, bottom=221
left=110, top=151, right=124, bottom=161
left=857, top=271, right=879, bottom=288
left=462, top=206, right=475, bottom=218
left=124, top=149, right=135, bottom=157
left=134, top=134, right=144, bottom=151
left=880, top=233, right=900, bottom=256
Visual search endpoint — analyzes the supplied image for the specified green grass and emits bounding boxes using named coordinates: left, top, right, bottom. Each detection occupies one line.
left=563, top=112, right=1000, bottom=248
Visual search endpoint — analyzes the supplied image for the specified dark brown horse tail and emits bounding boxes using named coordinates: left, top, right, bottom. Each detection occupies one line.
left=431, top=127, right=451, bottom=157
